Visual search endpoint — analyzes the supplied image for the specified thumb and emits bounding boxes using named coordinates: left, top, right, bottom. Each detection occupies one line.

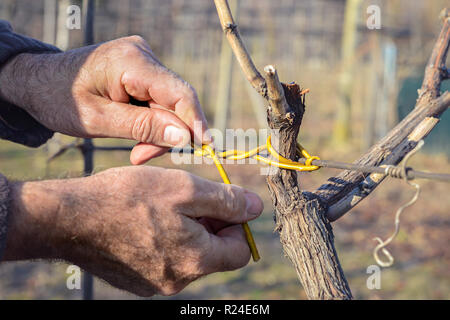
left=107, top=101, right=192, bottom=148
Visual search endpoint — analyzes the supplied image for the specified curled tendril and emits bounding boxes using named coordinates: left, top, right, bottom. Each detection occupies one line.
left=373, top=140, right=424, bottom=268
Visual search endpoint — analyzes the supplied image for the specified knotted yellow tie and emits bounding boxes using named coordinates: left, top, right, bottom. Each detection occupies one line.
left=194, top=135, right=320, bottom=262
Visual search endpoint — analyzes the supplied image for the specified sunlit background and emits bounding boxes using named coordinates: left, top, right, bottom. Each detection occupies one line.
left=0, top=0, right=448, bottom=299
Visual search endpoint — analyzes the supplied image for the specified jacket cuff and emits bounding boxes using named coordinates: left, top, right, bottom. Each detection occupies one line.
left=0, top=20, right=62, bottom=66
left=0, top=19, right=61, bottom=147
left=0, top=173, right=10, bottom=262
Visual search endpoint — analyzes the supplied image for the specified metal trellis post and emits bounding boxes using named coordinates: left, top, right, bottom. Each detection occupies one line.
left=81, top=0, right=95, bottom=301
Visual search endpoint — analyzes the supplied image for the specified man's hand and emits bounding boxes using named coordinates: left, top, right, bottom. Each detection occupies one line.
left=0, top=36, right=210, bottom=164
left=3, top=166, right=263, bottom=296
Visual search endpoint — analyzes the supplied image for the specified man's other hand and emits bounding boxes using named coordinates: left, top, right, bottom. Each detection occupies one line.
left=3, top=166, right=263, bottom=296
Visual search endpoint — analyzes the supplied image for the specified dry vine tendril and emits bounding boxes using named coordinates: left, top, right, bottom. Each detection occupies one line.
left=373, top=140, right=425, bottom=267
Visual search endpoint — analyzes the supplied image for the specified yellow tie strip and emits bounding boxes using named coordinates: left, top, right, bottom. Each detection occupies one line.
left=196, top=135, right=320, bottom=262
left=201, top=144, right=261, bottom=262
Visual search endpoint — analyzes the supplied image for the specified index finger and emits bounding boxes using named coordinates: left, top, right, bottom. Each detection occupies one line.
left=121, top=60, right=211, bottom=145
left=172, top=171, right=264, bottom=224
left=201, top=225, right=251, bottom=274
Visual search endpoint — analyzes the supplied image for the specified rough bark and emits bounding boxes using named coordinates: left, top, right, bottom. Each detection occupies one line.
left=320, top=12, right=450, bottom=221
left=214, top=0, right=449, bottom=300
left=266, top=83, right=352, bottom=299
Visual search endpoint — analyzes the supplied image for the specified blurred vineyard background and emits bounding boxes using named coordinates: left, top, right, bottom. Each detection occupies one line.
left=0, top=0, right=449, bottom=299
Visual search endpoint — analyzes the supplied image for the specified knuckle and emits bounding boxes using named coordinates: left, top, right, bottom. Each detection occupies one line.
left=176, top=189, right=196, bottom=208
left=179, top=255, right=206, bottom=277
left=118, top=38, right=143, bottom=57
left=109, top=167, right=145, bottom=189
left=131, top=110, right=155, bottom=142
left=158, top=279, right=189, bottom=296
left=121, top=72, right=140, bottom=95
left=183, top=82, right=195, bottom=95
left=159, top=284, right=181, bottom=296
left=129, top=165, right=155, bottom=181
left=158, top=263, right=204, bottom=296
left=78, top=106, right=100, bottom=135
left=220, top=185, right=245, bottom=220
left=183, top=84, right=199, bottom=103
left=127, top=34, right=145, bottom=44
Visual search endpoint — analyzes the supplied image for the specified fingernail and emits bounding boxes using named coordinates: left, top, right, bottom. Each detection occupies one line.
left=244, top=192, right=263, bottom=217
left=163, top=126, right=190, bottom=146
left=203, top=130, right=216, bottom=149
left=203, top=129, right=214, bottom=144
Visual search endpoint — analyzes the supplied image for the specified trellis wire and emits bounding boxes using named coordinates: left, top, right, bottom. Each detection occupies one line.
left=48, top=142, right=450, bottom=183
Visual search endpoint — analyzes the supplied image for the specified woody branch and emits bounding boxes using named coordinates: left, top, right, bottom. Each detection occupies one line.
left=214, top=0, right=352, bottom=299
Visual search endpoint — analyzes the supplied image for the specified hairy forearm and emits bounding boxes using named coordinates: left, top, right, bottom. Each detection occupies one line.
left=3, top=175, right=121, bottom=264
left=0, top=52, right=56, bottom=111
left=3, top=180, right=64, bottom=261
left=0, top=50, right=93, bottom=135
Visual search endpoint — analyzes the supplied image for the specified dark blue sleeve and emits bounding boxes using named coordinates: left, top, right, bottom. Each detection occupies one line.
left=0, top=173, right=10, bottom=262
left=0, top=20, right=62, bottom=147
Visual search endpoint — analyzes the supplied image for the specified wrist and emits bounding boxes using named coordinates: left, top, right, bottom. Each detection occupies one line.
left=0, top=53, right=31, bottom=107
left=0, top=49, right=93, bottom=136
left=0, top=52, right=70, bottom=114
left=2, top=180, right=63, bottom=261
